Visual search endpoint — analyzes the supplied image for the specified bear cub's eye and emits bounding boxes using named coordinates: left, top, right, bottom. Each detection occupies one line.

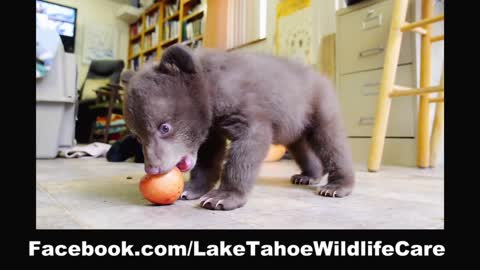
left=159, top=123, right=172, bottom=136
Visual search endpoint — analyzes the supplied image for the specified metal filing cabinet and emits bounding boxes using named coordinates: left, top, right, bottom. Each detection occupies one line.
left=336, top=0, right=418, bottom=166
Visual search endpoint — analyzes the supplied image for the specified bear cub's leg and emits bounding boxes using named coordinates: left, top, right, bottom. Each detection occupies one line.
left=200, top=122, right=271, bottom=210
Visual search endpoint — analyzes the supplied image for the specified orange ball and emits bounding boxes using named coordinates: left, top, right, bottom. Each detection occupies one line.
left=139, top=167, right=184, bottom=205
left=264, top=144, right=287, bottom=162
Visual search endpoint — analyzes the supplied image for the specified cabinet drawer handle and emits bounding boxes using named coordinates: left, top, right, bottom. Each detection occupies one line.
left=359, top=47, right=384, bottom=57
left=362, top=11, right=383, bottom=30
left=362, top=90, right=379, bottom=96
left=363, top=82, right=380, bottom=87
left=359, top=117, right=375, bottom=126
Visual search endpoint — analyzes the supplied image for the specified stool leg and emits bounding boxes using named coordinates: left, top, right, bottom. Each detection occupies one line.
left=429, top=92, right=444, bottom=167
left=417, top=0, right=434, bottom=168
left=368, top=0, right=409, bottom=172
left=430, top=68, right=444, bottom=167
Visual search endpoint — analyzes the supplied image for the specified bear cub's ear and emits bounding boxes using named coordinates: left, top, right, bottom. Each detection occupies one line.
left=156, top=44, right=197, bottom=74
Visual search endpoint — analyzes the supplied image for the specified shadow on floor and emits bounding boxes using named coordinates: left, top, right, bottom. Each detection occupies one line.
left=64, top=179, right=149, bottom=206
left=255, top=176, right=319, bottom=190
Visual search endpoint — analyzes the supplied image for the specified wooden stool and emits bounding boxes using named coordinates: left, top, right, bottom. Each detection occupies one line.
left=368, top=0, right=444, bottom=172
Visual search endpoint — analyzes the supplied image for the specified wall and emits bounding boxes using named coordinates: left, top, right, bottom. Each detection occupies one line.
left=230, top=0, right=339, bottom=71
left=204, top=0, right=229, bottom=49
left=47, top=0, right=130, bottom=88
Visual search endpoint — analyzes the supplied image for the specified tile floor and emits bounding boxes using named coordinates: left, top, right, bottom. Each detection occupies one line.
left=36, top=158, right=444, bottom=229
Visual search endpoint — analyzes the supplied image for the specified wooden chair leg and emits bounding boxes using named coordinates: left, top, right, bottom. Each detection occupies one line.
left=103, top=93, right=115, bottom=144
left=88, top=89, right=103, bottom=143
left=368, top=0, right=409, bottom=172
left=417, top=0, right=434, bottom=168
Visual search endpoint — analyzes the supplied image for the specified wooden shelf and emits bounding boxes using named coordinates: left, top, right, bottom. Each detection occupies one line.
left=128, top=0, right=206, bottom=70
left=130, top=34, right=142, bottom=41
left=183, top=0, right=201, bottom=9
left=144, top=25, right=157, bottom=33
left=183, top=10, right=203, bottom=22
left=143, top=46, right=158, bottom=54
left=129, top=53, right=141, bottom=60
left=165, top=12, right=179, bottom=21
left=183, top=34, right=203, bottom=43
left=161, top=37, right=179, bottom=47
left=145, top=2, right=160, bottom=14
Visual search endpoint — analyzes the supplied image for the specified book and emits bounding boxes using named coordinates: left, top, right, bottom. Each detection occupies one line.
left=142, top=25, right=160, bottom=51
left=165, top=0, right=179, bottom=17
left=130, top=58, right=140, bottom=71
left=192, top=39, right=202, bottom=49
left=183, top=18, right=204, bottom=41
left=187, top=1, right=204, bottom=15
left=130, top=20, right=143, bottom=37
left=152, top=27, right=158, bottom=47
left=132, top=42, right=141, bottom=55
left=163, top=20, right=179, bottom=41
left=146, top=11, right=158, bottom=29
left=143, top=51, right=157, bottom=63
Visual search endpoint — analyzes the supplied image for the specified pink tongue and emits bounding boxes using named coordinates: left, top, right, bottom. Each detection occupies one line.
left=176, top=157, right=191, bottom=172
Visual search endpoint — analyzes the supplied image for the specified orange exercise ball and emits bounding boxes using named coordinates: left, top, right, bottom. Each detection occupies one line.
left=264, top=144, right=287, bottom=162
left=139, top=167, right=184, bottom=205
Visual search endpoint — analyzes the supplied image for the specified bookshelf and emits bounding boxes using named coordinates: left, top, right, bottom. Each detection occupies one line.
left=127, top=0, right=207, bottom=71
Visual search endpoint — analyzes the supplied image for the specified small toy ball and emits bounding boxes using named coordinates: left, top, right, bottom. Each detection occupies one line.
left=264, top=144, right=287, bottom=162
left=139, top=167, right=184, bottom=205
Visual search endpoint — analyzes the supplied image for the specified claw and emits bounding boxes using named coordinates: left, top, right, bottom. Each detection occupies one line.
left=333, top=191, right=337, bottom=198
left=180, top=191, right=189, bottom=199
left=324, top=190, right=330, bottom=196
left=202, top=198, right=212, bottom=207
left=215, top=200, right=224, bottom=209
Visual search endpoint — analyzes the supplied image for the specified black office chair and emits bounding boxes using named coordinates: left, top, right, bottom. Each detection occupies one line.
left=76, top=60, right=126, bottom=144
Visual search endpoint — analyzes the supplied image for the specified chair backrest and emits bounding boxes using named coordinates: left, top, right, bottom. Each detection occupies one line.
left=79, top=60, right=125, bottom=100
left=86, top=60, right=125, bottom=82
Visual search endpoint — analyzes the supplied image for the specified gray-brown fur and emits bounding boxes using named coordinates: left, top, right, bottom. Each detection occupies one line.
left=121, top=44, right=355, bottom=211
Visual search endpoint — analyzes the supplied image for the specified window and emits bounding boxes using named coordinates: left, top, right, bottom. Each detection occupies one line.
left=226, top=0, right=268, bottom=49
